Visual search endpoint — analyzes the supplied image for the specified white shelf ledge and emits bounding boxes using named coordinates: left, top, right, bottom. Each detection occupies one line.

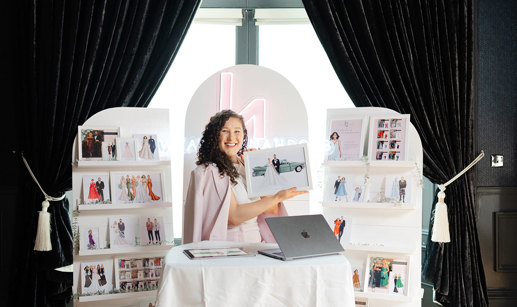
left=354, top=291, right=413, bottom=302
left=78, top=290, right=157, bottom=302
left=78, top=244, right=173, bottom=256
left=322, top=160, right=417, bottom=168
left=342, top=244, right=415, bottom=254
left=78, top=202, right=172, bottom=211
left=76, top=160, right=171, bottom=168
left=321, top=202, right=414, bottom=210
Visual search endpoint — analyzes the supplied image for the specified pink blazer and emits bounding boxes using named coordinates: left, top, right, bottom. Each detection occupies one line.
left=182, top=164, right=287, bottom=244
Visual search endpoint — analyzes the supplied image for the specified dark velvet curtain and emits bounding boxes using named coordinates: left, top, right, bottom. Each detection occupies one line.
left=302, top=0, right=487, bottom=306
left=10, top=0, right=200, bottom=306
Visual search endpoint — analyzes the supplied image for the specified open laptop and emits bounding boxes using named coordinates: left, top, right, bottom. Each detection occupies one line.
left=258, top=214, right=344, bottom=261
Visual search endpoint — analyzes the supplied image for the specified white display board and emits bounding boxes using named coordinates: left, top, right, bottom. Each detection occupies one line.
left=322, top=107, right=423, bottom=307
left=71, top=107, right=173, bottom=306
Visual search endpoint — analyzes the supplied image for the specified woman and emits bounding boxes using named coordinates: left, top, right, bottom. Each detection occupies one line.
left=147, top=175, right=161, bottom=200
left=333, top=218, right=341, bottom=239
left=380, top=259, right=390, bottom=287
left=83, top=266, right=92, bottom=288
left=88, top=229, right=96, bottom=248
left=327, top=132, right=342, bottom=160
left=138, top=136, right=154, bottom=159
left=135, top=175, right=149, bottom=202
left=353, top=269, right=361, bottom=289
left=183, top=110, right=306, bottom=243
left=391, top=177, right=399, bottom=200
left=122, top=141, right=134, bottom=159
left=118, top=176, right=129, bottom=202
left=263, top=157, right=287, bottom=187
left=87, top=178, right=101, bottom=201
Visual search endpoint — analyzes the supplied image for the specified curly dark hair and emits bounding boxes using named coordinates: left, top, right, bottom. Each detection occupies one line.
left=197, top=110, right=248, bottom=184
left=330, top=131, right=340, bottom=140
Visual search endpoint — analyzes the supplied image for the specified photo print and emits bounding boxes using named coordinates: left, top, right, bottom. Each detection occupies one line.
left=364, top=255, right=409, bottom=295
left=78, top=126, right=119, bottom=161
left=117, top=138, right=137, bottom=161
left=326, top=117, right=367, bottom=161
left=115, top=256, right=164, bottom=293
left=110, top=171, right=163, bottom=205
left=82, top=173, right=110, bottom=205
left=139, top=216, right=164, bottom=245
left=80, top=259, right=113, bottom=295
left=325, top=174, right=365, bottom=203
left=384, top=175, right=411, bottom=203
left=133, top=134, right=160, bottom=160
left=80, top=227, right=100, bottom=251
left=102, top=141, right=117, bottom=161
left=244, top=144, right=312, bottom=198
left=324, top=214, right=353, bottom=244
left=368, top=115, right=410, bottom=161
left=109, top=216, right=137, bottom=248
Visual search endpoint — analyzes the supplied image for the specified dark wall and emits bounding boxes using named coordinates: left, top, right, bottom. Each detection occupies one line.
left=477, top=0, right=517, bottom=305
left=477, top=0, right=517, bottom=187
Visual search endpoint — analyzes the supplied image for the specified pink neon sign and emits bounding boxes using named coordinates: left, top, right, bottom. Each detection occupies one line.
left=218, top=72, right=266, bottom=138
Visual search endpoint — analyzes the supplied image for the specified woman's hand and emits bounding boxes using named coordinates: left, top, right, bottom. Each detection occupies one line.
left=239, top=148, right=260, bottom=163
left=273, top=187, right=308, bottom=203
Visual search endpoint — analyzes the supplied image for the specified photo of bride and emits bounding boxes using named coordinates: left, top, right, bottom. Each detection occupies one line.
left=244, top=144, right=312, bottom=198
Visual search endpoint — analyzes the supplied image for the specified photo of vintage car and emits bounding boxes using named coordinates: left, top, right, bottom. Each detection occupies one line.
left=252, top=160, right=305, bottom=177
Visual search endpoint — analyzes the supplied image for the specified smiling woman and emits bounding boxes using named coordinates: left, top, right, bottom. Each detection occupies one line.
left=182, top=110, right=307, bottom=243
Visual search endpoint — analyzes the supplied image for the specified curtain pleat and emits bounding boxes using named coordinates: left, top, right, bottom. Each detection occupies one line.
left=10, top=1, right=200, bottom=306
left=302, top=0, right=487, bottom=305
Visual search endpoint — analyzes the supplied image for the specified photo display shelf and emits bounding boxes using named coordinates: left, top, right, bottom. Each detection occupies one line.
left=72, top=108, right=173, bottom=306
left=323, top=108, right=423, bottom=306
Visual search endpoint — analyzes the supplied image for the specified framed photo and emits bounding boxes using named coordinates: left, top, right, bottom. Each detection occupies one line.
left=110, top=171, right=164, bottom=204
left=133, top=134, right=160, bottom=160
left=80, top=259, right=113, bottom=295
left=117, top=138, right=137, bottom=161
left=80, top=226, right=100, bottom=251
left=115, top=256, right=164, bottom=293
left=109, top=216, right=137, bottom=248
left=101, top=141, right=117, bottom=161
left=139, top=216, right=164, bottom=245
left=78, top=126, right=119, bottom=161
left=364, top=254, right=409, bottom=296
left=366, top=174, right=412, bottom=204
left=81, top=173, right=110, bottom=205
left=368, top=115, right=410, bottom=161
left=324, top=174, right=365, bottom=203
left=243, top=144, right=312, bottom=198
left=324, top=215, right=353, bottom=244
left=325, top=115, right=368, bottom=161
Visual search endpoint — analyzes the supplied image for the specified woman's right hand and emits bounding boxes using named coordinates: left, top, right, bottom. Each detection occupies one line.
left=274, top=187, right=308, bottom=202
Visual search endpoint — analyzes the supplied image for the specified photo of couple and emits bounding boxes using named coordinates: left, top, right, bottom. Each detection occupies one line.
left=134, top=134, right=159, bottom=160
left=325, top=174, right=364, bottom=203
left=82, top=174, right=110, bottom=205
left=366, top=175, right=411, bottom=204
left=140, top=216, right=164, bottom=245
left=245, top=144, right=312, bottom=198
left=109, top=216, right=136, bottom=248
left=78, top=127, right=119, bottom=161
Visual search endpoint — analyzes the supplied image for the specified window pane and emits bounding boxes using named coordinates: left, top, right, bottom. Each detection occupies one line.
left=260, top=24, right=355, bottom=208
left=149, top=23, right=235, bottom=239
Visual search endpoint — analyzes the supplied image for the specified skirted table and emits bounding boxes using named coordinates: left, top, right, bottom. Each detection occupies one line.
left=155, top=241, right=355, bottom=307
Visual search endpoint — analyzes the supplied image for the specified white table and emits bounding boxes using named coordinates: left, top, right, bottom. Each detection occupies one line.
left=155, top=241, right=355, bottom=307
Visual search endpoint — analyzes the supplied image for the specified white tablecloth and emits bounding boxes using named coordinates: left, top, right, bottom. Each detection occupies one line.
left=156, top=241, right=355, bottom=307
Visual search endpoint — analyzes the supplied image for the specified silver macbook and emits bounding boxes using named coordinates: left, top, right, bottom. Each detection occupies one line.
left=258, top=214, right=344, bottom=261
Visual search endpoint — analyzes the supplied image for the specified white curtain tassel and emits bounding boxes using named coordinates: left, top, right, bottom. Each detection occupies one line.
left=34, top=199, right=52, bottom=251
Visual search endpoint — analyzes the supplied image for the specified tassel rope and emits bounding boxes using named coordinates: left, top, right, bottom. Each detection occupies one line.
left=21, top=152, right=65, bottom=251
left=431, top=151, right=485, bottom=243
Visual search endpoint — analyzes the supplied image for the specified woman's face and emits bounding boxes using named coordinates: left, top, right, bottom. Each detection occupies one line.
left=218, top=117, right=244, bottom=161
